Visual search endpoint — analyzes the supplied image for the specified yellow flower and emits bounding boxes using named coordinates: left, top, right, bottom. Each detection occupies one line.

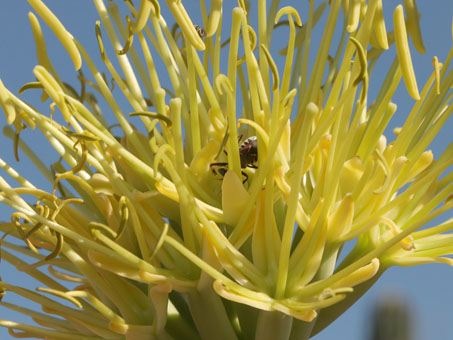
left=0, top=1, right=451, bottom=339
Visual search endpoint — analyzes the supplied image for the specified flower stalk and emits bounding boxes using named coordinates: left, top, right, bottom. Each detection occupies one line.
left=0, top=0, right=451, bottom=339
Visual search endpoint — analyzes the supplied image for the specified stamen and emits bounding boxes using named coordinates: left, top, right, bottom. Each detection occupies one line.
left=95, top=21, right=106, bottom=61
left=372, top=148, right=391, bottom=195
left=66, top=290, right=127, bottom=331
left=150, top=222, right=169, bottom=260
left=330, top=258, right=380, bottom=289
left=28, top=0, right=81, bottom=70
left=237, top=25, right=257, bottom=65
left=36, top=287, right=83, bottom=308
left=237, top=0, right=248, bottom=15
left=44, top=231, right=63, bottom=261
left=153, top=144, right=176, bottom=181
left=89, top=222, right=118, bottom=239
left=349, top=37, right=368, bottom=103
left=205, top=0, right=222, bottom=37
left=165, top=0, right=205, bottom=50
left=0, top=79, right=16, bottom=124
left=260, top=44, right=280, bottom=91
left=116, top=197, right=129, bottom=240
left=373, top=0, right=389, bottom=49
left=18, top=82, right=44, bottom=94
left=393, top=5, right=420, bottom=100
left=117, top=15, right=134, bottom=55
left=129, top=111, right=172, bottom=126
left=51, top=130, right=97, bottom=197
left=346, top=0, right=361, bottom=33
left=432, top=56, right=442, bottom=94
left=133, top=0, right=160, bottom=33
left=403, top=0, right=426, bottom=53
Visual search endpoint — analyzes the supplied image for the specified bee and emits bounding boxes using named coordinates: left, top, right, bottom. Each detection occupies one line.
left=210, top=136, right=258, bottom=183
left=194, top=25, right=206, bottom=39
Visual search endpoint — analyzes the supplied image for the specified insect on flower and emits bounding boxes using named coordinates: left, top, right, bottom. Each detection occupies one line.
left=210, top=136, right=258, bottom=183
left=194, top=24, right=206, bottom=39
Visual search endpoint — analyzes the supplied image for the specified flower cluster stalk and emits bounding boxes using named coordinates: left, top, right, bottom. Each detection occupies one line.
left=0, top=1, right=451, bottom=339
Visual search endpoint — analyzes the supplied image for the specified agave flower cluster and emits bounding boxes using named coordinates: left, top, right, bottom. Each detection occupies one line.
left=0, top=0, right=451, bottom=339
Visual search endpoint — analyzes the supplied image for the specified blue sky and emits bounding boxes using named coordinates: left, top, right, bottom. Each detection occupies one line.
left=0, top=1, right=451, bottom=339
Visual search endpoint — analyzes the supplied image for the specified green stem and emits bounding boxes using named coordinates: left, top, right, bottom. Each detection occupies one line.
left=289, top=320, right=315, bottom=340
left=254, top=311, right=292, bottom=340
left=235, top=303, right=259, bottom=340
left=187, top=287, right=238, bottom=340
left=166, top=314, right=201, bottom=340
left=313, top=245, right=341, bottom=282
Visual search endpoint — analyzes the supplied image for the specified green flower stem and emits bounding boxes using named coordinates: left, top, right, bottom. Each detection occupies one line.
left=294, top=0, right=341, bottom=133
left=234, top=303, right=259, bottom=339
left=0, top=157, right=36, bottom=201
left=136, top=32, right=160, bottom=105
left=289, top=319, right=315, bottom=340
left=264, top=166, right=278, bottom=278
left=413, top=219, right=453, bottom=239
left=239, top=9, right=265, bottom=125
left=0, top=1, right=451, bottom=338
left=187, top=45, right=201, bottom=157
left=295, top=0, right=320, bottom=106
left=258, top=0, right=270, bottom=96
left=276, top=102, right=318, bottom=299
left=169, top=98, right=201, bottom=254
left=166, top=313, right=201, bottom=340
left=314, top=245, right=342, bottom=283
left=276, top=7, right=301, bottom=100
left=187, top=287, right=238, bottom=340
left=322, top=21, right=348, bottom=100
left=255, top=310, right=292, bottom=340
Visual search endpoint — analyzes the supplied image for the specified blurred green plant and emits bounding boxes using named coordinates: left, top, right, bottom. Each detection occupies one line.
left=0, top=0, right=451, bottom=339
left=370, top=296, right=412, bottom=340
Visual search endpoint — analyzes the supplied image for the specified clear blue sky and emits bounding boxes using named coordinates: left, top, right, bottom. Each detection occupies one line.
left=0, top=1, right=451, bottom=339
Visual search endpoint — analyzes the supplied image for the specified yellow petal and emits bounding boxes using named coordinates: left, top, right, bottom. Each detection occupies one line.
left=393, top=5, right=420, bottom=100
left=331, top=258, right=380, bottom=289
left=373, top=0, right=389, bottom=49
left=222, top=170, right=251, bottom=226
left=327, top=194, right=354, bottom=241
left=0, top=78, right=16, bottom=124
left=27, top=0, right=82, bottom=70
left=339, top=156, right=364, bottom=195
left=403, top=0, right=426, bottom=54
